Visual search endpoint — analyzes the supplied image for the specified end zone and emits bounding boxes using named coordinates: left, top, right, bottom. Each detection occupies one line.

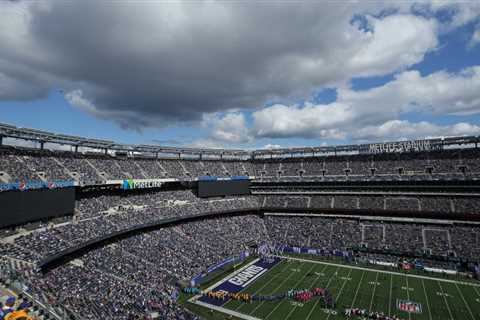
left=188, top=257, right=281, bottom=319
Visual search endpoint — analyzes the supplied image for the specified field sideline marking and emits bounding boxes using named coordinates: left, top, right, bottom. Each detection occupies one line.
left=275, top=255, right=480, bottom=288
left=193, top=300, right=262, bottom=320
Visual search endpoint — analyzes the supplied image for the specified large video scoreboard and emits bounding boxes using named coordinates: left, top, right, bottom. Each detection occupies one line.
left=197, top=176, right=250, bottom=198
left=0, top=188, right=75, bottom=228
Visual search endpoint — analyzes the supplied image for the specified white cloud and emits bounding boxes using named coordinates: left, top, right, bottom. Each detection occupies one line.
left=201, top=112, right=252, bottom=144
left=339, top=66, right=480, bottom=118
left=64, top=89, right=167, bottom=130
left=210, top=113, right=252, bottom=144
left=1, top=0, right=479, bottom=147
left=347, top=14, right=438, bottom=77
left=354, top=120, right=480, bottom=141
left=427, top=2, right=480, bottom=29
left=64, top=89, right=98, bottom=115
left=246, top=65, right=480, bottom=142
left=252, top=102, right=350, bottom=139
left=0, top=2, right=440, bottom=128
left=469, top=26, right=480, bottom=48
left=188, top=138, right=224, bottom=149
left=263, top=144, right=282, bottom=150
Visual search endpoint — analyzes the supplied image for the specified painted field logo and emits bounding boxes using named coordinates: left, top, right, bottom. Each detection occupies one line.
left=396, top=299, right=422, bottom=313
left=228, top=265, right=266, bottom=287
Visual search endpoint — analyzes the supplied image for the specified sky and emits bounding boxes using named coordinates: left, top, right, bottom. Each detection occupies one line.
left=0, top=1, right=480, bottom=150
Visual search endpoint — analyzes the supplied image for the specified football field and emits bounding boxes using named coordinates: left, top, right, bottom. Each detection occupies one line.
left=189, top=256, right=480, bottom=320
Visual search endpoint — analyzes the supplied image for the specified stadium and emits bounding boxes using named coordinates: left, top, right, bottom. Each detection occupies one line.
left=2, top=2, right=480, bottom=320
left=0, top=123, right=480, bottom=320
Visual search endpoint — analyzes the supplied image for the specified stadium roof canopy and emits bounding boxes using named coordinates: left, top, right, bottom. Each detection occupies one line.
left=0, top=122, right=478, bottom=159
left=0, top=122, right=249, bottom=157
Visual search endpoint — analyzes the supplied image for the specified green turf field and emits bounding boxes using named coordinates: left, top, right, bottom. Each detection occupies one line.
left=189, top=256, right=480, bottom=320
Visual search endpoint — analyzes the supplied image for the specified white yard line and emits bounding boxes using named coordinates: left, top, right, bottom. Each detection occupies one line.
left=306, top=266, right=341, bottom=320
left=264, top=263, right=318, bottom=320
left=248, top=261, right=307, bottom=316
left=350, top=271, right=366, bottom=308
left=454, top=283, right=476, bottom=320
left=369, top=272, right=380, bottom=313
left=437, top=281, right=454, bottom=320
left=284, top=264, right=329, bottom=320
left=421, top=279, right=433, bottom=320
left=325, top=268, right=353, bottom=320
left=275, top=255, right=480, bottom=287
left=388, top=273, right=393, bottom=317
left=473, top=284, right=480, bottom=298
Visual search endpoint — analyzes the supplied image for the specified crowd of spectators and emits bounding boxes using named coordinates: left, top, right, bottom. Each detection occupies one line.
left=4, top=191, right=259, bottom=264
left=2, top=141, right=480, bottom=319
left=2, top=146, right=480, bottom=185
left=6, top=215, right=267, bottom=319
left=263, top=215, right=480, bottom=261
left=259, top=194, right=480, bottom=215
left=254, top=148, right=480, bottom=179
left=1, top=194, right=479, bottom=318
left=4, top=190, right=476, bottom=267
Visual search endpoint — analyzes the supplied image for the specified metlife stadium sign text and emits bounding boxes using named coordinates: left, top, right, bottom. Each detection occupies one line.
left=367, top=139, right=438, bottom=154
left=122, top=179, right=164, bottom=190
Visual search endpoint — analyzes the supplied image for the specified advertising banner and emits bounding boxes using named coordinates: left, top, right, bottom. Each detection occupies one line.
left=0, top=180, right=75, bottom=192
left=280, top=245, right=350, bottom=258
left=121, top=179, right=164, bottom=190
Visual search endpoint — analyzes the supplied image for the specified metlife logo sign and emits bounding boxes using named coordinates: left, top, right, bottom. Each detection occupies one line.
left=122, top=179, right=163, bottom=190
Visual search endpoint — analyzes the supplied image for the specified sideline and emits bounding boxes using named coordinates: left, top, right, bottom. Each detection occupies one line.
left=193, top=300, right=262, bottom=320
left=275, top=255, right=480, bottom=288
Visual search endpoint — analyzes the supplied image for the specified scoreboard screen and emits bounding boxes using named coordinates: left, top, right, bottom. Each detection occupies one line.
left=0, top=187, right=75, bottom=228
left=197, top=178, right=250, bottom=197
